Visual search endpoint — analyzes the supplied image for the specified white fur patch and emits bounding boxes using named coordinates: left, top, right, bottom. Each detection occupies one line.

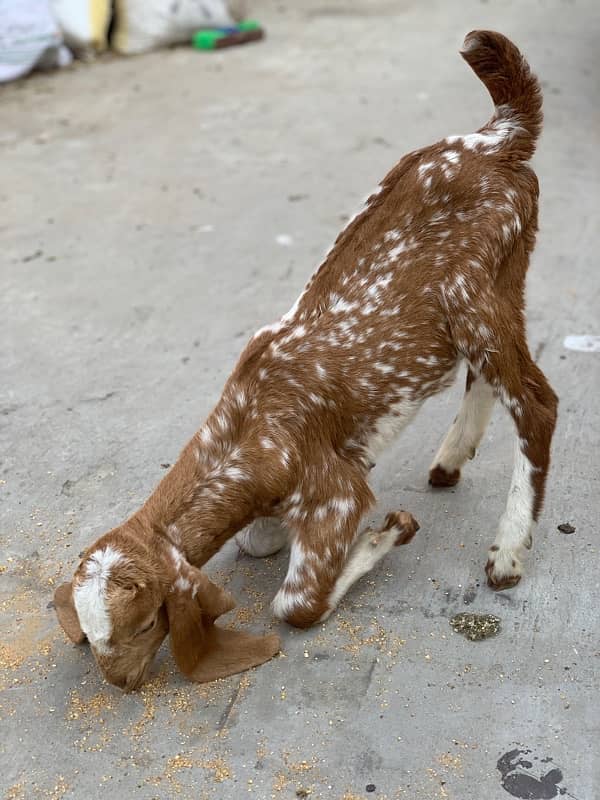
left=431, top=374, right=495, bottom=473
left=331, top=297, right=359, bottom=314
left=167, top=523, right=182, bottom=545
left=170, top=545, right=184, bottom=570
left=418, top=161, right=435, bottom=177
left=496, top=444, right=536, bottom=552
left=73, top=546, right=124, bottom=653
left=174, top=576, right=191, bottom=592
left=487, top=443, right=537, bottom=582
left=224, top=465, right=248, bottom=482
left=364, top=399, right=422, bottom=461
left=444, top=149, right=461, bottom=164
left=447, top=117, right=522, bottom=154
left=236, top=517, right=288, bottom=557
left=329, top=496, right=356, bottom=517
left=271, top=586, right=311, bottom=620
left=285, top=539, right=309, bottom=586
left=252, top=321, right=284, bottom=340
left=321, top=525, right=399, bottom=620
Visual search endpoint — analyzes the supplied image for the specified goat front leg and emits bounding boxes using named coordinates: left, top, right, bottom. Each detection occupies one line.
left=321, top=510, right=419, bottom=621
left=272, top=507, right=419, bottom=628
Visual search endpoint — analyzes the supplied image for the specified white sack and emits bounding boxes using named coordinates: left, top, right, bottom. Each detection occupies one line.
left=112, top=0, right=247, bottom=55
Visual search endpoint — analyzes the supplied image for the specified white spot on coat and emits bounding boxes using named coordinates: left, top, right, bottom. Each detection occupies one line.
left=174, top=576, right=191, bottom=592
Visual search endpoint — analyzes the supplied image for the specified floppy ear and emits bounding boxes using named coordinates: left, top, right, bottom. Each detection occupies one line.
left=53, top=582, right=86, bottom=644
left=186, top=626, right=281, bottom=684
left=164, top=572, right=236, bottom=676
left=165, top=573, right=280, bottom=682
left=165, top=589, right=207, bottom=676
left=190, top=569, right=236, bottom=620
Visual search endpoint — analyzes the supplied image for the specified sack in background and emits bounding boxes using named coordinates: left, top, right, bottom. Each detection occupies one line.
left=112, top=0, right=247, bottom=55
left=0, top=0, right=72, bottom=83
left=50, top=0, right=112, bottom=57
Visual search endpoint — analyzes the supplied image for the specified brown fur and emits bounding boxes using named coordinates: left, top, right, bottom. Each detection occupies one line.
left=54, top=523, right=279, bottom=690
left=55, top=30, right=557, bottom=688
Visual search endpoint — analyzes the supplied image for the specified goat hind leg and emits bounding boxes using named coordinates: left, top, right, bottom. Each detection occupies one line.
left=429, top=368, right=496, bottom=487
left=483, top=355, right=558, bottom=589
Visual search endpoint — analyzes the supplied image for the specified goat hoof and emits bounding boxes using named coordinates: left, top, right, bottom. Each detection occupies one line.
left=487, top=572, right=521, bottom=591
left=485, top=553, right=522, bottom=591
left=383, top=510, right=420, bottom=545
left=428, top=464, right=460, bottom=487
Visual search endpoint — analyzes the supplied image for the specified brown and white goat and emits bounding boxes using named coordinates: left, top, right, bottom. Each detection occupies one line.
left=55, top=31, right=558, bottom=690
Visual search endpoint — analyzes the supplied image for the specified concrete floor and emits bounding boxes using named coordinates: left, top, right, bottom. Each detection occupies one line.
left=1, top=1, right=599, bottom=798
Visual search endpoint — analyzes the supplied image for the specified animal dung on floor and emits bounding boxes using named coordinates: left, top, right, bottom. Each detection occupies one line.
left=450, top=612, right=501, bottom=640
left=557, top=522, right=575, bottom=534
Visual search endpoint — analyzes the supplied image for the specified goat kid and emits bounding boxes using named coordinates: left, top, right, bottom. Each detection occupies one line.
left=55, top=30, right=557, bottom=690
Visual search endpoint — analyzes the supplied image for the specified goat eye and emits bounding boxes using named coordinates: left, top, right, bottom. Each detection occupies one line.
left=137, top=618, right=156, bottom=636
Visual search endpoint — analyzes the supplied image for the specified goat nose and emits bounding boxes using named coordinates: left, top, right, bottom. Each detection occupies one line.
left=123, top=669, right=145, bottom=692
left=122, top=675, right=138, bottom=692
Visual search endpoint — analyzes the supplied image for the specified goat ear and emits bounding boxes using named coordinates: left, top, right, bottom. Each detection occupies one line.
left=166, top=590, right=280, bottom=681
left=164, top=572, right=235, bottom=676
left=186, top=626, right=281, bottom=683
left=53, top=582, right=86, bottom=644
left=165, top=589, right=207, bottom=676
left=190, top=569, right=236, bottom=619
left=165, top=577, right=280, bottom=681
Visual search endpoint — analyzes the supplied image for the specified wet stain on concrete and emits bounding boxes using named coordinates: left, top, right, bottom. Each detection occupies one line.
left=497, top=748, right=577, bottom=799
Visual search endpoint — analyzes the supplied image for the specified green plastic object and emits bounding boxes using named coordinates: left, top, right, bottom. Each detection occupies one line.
left=193, top=30, right=222, bottom=49
left=237, top=20, right=260, bottom=31
left=192, top=20, right=262, bottom=50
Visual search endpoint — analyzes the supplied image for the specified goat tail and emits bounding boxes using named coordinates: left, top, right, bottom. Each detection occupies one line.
left=460, top=30, right=543, bottom=160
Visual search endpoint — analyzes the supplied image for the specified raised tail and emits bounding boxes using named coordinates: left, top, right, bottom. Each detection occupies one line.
left=460, top=30, right=543, bottom=160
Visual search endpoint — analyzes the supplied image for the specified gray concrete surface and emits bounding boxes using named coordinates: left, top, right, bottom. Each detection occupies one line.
left=1, top=1, right=599, bottom=798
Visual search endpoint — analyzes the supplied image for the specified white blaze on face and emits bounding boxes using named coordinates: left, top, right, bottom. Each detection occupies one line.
left=73, top=546, right=124, bottom=654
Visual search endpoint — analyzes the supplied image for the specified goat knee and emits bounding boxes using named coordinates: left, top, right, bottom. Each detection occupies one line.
left=271, top=586, right=323, bottom=629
